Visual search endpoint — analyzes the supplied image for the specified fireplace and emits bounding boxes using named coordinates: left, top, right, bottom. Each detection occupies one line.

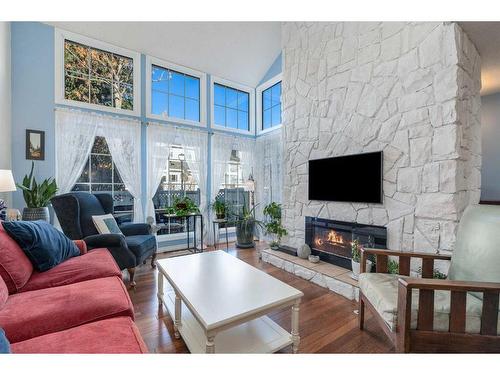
left=305, top=217, right=387, bottom=270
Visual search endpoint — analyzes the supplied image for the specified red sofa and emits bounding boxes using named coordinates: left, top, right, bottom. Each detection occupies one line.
left=0, top=222, right=147, bottom=353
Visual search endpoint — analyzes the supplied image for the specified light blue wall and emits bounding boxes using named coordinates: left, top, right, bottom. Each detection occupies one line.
left=481, top=93, right=500, bottom=200
left=11, top=22, right=55, bottom=209
left=258, top=53, right=282, bottom=86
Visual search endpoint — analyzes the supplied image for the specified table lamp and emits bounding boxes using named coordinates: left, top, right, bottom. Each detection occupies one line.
left=0, top=170, right=16, bottom=220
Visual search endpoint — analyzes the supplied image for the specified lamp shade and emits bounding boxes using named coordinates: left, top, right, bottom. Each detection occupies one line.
left=0, top=170, right=16, bottom=193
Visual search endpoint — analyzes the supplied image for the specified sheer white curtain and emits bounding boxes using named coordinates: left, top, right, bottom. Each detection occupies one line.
left=98, top=117, right=143, bottom=223
left=233, top=136, right=256, bottom=185
left=178, top=128, right=209, bottom=243
left=55, top=108, right=98, bottom=194
left=146, top=122, right=177, bottom=221
left=255, top=129, right=283, bottom=238
left=209, top=133, right=236, bottom=245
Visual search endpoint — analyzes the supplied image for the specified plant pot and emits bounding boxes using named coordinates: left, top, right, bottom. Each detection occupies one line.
left=216, top=212, right=226, bottom=220
left=236, top=220, right=255, bottom=248
left=351, top=259, right=373, bottom=280
left=22, top=207, right=50, bottom=222
left=270, top=243, right=280, bottom=250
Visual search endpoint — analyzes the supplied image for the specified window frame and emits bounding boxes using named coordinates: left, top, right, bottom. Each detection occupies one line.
left=55, top=29, right=141, bottom=116
left=146, top=56, right=207, bottom=127
left=256, top=73, right=282, bottom=135
left=210, top=76, right=255, bottom=136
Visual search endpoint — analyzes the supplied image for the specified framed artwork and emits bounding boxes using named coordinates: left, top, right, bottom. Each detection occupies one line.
left=26, top=129, right=45, bottom=161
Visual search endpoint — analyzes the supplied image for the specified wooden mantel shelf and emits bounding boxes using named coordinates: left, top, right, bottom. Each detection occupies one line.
left=260, top=248, right=359, bottom=301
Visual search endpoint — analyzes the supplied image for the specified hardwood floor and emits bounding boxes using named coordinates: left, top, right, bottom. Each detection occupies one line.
left=127, top=241, right=394, bottom=353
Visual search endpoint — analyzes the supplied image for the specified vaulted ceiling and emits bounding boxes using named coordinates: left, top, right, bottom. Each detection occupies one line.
left=47, top=22, right=282, bottom=87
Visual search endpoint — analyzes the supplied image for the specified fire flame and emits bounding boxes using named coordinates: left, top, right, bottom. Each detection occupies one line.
left=326, top=230, right=344, bottom=244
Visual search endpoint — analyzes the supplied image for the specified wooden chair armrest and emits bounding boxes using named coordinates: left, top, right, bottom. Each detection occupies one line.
left=398, top=277, right=500, bottom=293
left=360, top=248, right=451, bottom=276
left=396, top=277, right=500, bottom=351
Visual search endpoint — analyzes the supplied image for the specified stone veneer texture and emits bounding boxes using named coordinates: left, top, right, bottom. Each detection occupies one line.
left=281, top=22, right=481, bottom=257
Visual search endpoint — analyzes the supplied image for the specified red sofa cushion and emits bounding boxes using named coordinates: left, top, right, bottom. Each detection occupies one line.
left=0, top=222, right=33, bottom=293
left=0, top=276, right=134, bottom=343
left=11, top=317, right=148, bottom=353
left=19, top=248, right=121, bottom=293
left=0, top=276, right=7, bottom=309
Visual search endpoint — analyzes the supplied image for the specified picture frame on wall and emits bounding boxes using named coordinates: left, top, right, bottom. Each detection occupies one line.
left=26, top=129, right=45, bottom=161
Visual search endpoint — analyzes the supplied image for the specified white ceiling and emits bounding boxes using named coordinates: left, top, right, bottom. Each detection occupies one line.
left=47, top=22, right=282, bottom=87
left=460, top=22, right=500, bottom=96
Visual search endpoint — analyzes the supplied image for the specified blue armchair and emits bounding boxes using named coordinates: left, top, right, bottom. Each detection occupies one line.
left=51, top=192, right=157, bottom=286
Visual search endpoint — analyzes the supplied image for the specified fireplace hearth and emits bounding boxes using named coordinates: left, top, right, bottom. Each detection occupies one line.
left=305, top=217, right=387, bottom=270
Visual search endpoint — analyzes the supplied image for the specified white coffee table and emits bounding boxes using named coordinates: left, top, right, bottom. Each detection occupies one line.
left=156, top=250, right=304, bottom=353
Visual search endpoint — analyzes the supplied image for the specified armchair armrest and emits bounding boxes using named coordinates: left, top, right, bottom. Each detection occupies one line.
left=360, top=247, right=451, bottom=277
left=84, top=233, right=127, bottom=250
left=73, top=240, right=88, bottom=255
left=119, top=223, right=152, bottom=236
left=396, top=277, right=500, bottom=352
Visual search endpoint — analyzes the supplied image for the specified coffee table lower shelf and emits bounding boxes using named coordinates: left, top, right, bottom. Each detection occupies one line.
left=160, top=290, right=293, bottom=353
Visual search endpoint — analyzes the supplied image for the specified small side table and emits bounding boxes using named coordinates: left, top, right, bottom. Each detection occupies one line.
left=213, top=219, right=229, bottom=251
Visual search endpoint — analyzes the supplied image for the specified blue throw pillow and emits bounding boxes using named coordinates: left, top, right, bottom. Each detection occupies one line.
left=2, top=220, right=80, bottom=272
left=0, top=328, right=10, bottom=354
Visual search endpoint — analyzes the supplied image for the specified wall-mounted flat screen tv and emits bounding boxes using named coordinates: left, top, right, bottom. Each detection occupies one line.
left=308, top=151, right=383, bottom=203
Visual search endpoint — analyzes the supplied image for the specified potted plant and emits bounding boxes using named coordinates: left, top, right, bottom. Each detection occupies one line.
left=173, top=196, right=199, bottom=217
left=230, top=196, right=262, bottom=249
left=263, top=202, right=287, bottom=250
left=17, top=162, right=58, bottom=222
left=212, top=197, right=227, bottom=220
left=351, top=239, right=373, bottom=279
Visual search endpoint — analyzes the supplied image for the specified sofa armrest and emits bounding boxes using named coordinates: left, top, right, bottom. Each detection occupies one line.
left=119, top=223, right=152, bottom=236
left=84, top=233, right=127, bottom=250
left=360, top=247, right=451, bottom=277
left=73, top=240, right=88, bottom=255
left=396, top=277, right=500, bottom=352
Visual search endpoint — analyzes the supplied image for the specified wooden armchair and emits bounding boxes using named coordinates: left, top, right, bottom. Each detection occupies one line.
left=358, top=205, right=500, bottom=353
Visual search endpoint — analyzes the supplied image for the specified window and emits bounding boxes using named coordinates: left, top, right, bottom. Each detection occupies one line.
left=151, top=65, right=200, bottom=122
left=216, top=150, right=249, bottom=228
left=213, top=84, right=249, bottom=131
left=262, top=81, right=281, bottom=129
left=56, top=30, right=141, bottom=115
left=256, top=74, right=282, bottom=134
left=211, top=77, right=254, bottom=134
left=72, top=136, right=134, bottom=223
left=146, top=56, right=207, bottom=125
left=152, top=145, right=201, bottom=236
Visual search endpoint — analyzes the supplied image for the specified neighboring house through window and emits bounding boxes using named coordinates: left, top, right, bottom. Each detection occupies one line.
left=153, top=145, right=201, bottom=236
left=72, top=136, right=134, bottom=223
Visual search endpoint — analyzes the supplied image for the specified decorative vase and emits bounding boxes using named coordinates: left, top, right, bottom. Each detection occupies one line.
left=22, top=207, right=50, bottom=222
left=297, top=244, right=311, bottom=259
left=236, top=220, right=255, bottom=248
left=351, top=259, right=373, bottom=280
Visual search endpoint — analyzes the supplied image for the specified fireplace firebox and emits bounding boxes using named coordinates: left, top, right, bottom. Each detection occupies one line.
left=305, top=217, right=387, bottom=270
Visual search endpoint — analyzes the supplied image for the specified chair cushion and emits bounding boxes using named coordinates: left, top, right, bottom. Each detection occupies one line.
left=0, top=276, right=7, bottom=309
left=448, top=205, right=500, bottom=298
left=19, top=248, right=121, bottom=293
left=359, top=273, right=500, bottom=334
left=125, top=235, right=156, bottom=259
left=0, top=276, right=134, bottom=343
left=0, top=222, right=34, bottom=293
left=2, top=220, right=80, bottom=272
left=11, top=317, right=147, bottom=354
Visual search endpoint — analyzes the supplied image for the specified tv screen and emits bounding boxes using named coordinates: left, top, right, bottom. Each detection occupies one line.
left=308, top=151, right=383, bottom=203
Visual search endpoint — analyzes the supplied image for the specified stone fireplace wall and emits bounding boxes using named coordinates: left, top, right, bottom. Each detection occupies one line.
left=281, top=22, right=481, bottom=256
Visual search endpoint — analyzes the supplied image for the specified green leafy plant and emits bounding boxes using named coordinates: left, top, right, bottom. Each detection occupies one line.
left=17, top=162, right=58, bottom=208
left=263, top=202, right=287, bottom=245
left=173, top=196, right=199, bottom=216
left=388, top=259, right=399, bottom=274
left=417, top=266, right=447, bottom=279
left=351, top=239, right=361, bottom=263
left=164, top=206, right=176, bottom=215
left=212, top=197, right=227, bottom=219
